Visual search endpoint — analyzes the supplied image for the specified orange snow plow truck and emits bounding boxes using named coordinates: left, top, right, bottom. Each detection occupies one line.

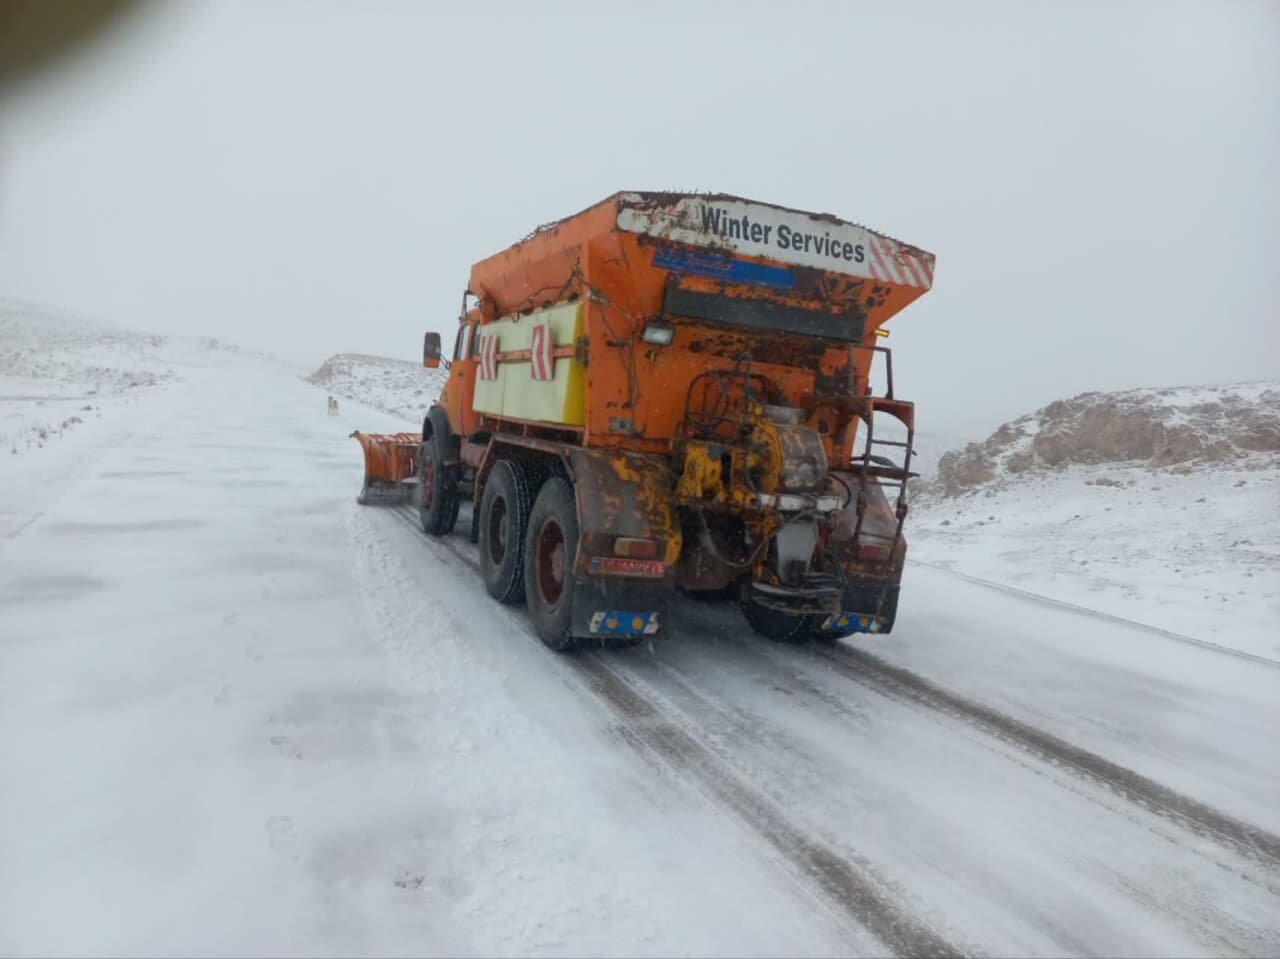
left=351, top=191, right=935, bottom=651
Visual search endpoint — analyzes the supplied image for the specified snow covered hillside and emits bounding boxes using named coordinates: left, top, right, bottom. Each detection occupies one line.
left=0, top=298, right=241, bottom=453
left=909, top=382, right=1280, bottom=658
left=931, top=381, right=1280, bottom=492
left=0, top=299, right=269, bottom=538
left=307, top=353, right=446, bottom=424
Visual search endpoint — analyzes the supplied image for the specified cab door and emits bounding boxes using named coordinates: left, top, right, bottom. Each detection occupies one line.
left=442, top=316, right=483, bottom=438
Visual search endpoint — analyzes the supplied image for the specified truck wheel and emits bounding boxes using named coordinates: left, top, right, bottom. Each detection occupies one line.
left=741, top=593, right=818, bottom=644
left=479, top=460, right=533, bottom=604
left=419, top=431, right=457, bottom=536
left=524, top=476, right=578, bottom=651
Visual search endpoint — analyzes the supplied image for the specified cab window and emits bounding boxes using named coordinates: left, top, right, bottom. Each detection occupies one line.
left=454, top=324, right=472, bottom=361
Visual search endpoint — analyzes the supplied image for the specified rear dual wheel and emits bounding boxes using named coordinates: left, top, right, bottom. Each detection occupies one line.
left=479, top=460, right=533, bottom=603
left=478, top=462, right=580, bottom=651
left=524, top=477, right=579, bottom=652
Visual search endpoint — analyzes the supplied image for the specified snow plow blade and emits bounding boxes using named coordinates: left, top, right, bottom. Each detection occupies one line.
left=350, top=430, right=421, bottom=505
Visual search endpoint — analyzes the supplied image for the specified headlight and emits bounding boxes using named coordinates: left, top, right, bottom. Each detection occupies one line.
left=641, top=321, right=675, bottom=345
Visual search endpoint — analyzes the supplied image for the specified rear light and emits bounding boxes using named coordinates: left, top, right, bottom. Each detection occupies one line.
left=856, top=543, right=888, bottom=562
left=614, top=537, right=658, bottom=559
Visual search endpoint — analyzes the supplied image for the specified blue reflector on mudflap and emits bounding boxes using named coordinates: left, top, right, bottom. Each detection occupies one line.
left=823, top=613, right=876, bottom=634
left=588, top=611, right=660, bottom=636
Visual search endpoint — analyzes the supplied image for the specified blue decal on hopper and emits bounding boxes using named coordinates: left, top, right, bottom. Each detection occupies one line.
left=654, top=247, right=795, bottom=289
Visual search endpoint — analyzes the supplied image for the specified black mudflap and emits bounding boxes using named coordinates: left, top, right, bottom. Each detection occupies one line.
left=570, top=577, right=670, bottom=641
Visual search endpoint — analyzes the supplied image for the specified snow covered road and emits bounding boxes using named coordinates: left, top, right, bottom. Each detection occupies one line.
left=3, top=359, right=1278, bottom=957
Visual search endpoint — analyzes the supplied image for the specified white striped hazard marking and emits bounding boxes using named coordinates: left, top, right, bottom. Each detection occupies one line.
left=867, top=235, right=933, bottom=290
left=530, top=323, right=554, bottom=381
left=479, top=332, right=498, bottom=380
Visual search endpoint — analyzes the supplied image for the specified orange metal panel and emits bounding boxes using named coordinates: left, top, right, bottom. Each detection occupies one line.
left=350, top=431, right=420, bottom=483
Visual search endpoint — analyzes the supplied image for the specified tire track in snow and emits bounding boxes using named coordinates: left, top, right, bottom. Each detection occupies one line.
left=378, top=503, right=1280, bottom=942
left=661, top=591, right=1280, bottom=878
left=586, top=645, right=1258, bottom=958
left=816, top=644, right=1280, bottom=871
left=625, top=623, right=1280, bottom=954
left=378, top=504, right=965, bottom=958
left=571, top=655, right=966, bottom=959
left=633, top=558, right=1280, bottom=877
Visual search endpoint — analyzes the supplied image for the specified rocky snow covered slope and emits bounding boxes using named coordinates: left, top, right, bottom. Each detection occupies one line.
left=908, top=382, right=1280, bottom=658
left=306, top=353, right=447, bottom=424
left=931, top=382, right=1280, bottom=494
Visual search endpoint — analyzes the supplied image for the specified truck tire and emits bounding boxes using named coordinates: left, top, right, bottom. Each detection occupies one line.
left=419, top=429, right=457, bottom=536
left=741, top=593, right=818, bottom=644
left=479, top=460, right=533, bottom=604
left=524, top=476, right=579, bottom=651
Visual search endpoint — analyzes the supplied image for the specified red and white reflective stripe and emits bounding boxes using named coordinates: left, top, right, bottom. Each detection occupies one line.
left=479, top=333, right=498, bottom=380
left=877, top=236, right=906, bottom=285
left=918, top=254, right=935, bottom=287
left=867, top=235, right=933, bottom=290
left=904, top=249, right=935, bottom=289
left=530, top=323, right=554, bottom=381
left=899, top=250, right=927, bottom=288
left=867, top=235, right=892, bottom=283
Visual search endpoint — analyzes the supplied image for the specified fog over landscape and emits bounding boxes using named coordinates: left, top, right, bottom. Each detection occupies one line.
left=2, top=0, right=1276, bottom=435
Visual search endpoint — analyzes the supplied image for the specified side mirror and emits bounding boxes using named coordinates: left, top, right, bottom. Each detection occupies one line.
left=423, top=331, right=442, bottom=369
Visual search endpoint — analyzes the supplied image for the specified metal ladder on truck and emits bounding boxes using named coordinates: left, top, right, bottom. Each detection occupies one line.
left=847, top=345, right=917, bottom=584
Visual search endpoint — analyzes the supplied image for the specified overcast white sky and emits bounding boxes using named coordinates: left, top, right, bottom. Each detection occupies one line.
left=1, top=0, right=1276, bottom=436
